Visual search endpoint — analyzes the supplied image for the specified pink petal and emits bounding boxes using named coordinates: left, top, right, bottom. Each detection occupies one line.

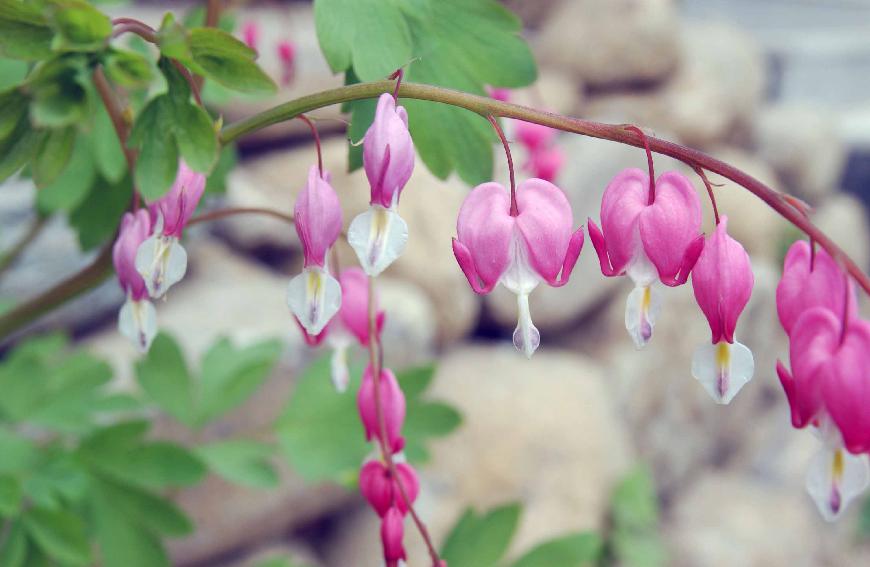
left=598, top=168, right=649, bottom=275
left=113, top=209, right=152, bottom=300
left=515, top=178, right=575, bottom=283
left=338, top=267, right=382, bottom=346
left=455, top=182, right=514, bottom=292
left=786, top=307, right=842, bottom=428
left=822, top=319, right=870, bottom=454
left=515, top=120, right=556, bottom=151
left=294, top=165, right=343, bottom=268
left=359, top=460, right=394, bottom=517
left=380, top=507, right=406, bottom=562
left=363, top=94, right=414, bottom=208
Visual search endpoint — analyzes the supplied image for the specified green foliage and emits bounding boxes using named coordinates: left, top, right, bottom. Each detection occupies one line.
left=510, top=533, right=601, bottom=567
left=196, top=440, right=279, bottom=488
left=276, top=357, right=461, bottom=483
left=48, top=0, right=113, bottom=52
left=0, top=0, right=54, bottom=60
left=604, top=465, right=668, bottom=567
left=315, top=0, right=536, bottom=184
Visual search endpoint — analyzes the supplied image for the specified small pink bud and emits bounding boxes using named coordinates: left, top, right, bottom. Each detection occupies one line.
left=359, top=461, right=419, bottom=517
left=357, top=365, right=406, bottom=453
left=149, top=160, right=206, bottom=239
left=276, top=40, right=296, bottom=86
left=363, top=93, right=415, bottom=209
left=337, top=267, right=385, bottom=347
left=113, top=210, right=152, bottom=301
left=381, top=507, right=406, bottom=565
left=294, top=165, right=343, bottom=269
left=524, top=145, right=564, bottom=182
left=241, top=21, right=259, bottom=51
left=487, top=87, right=510, bottom=102
left=515, top=120, right=556, bottom=152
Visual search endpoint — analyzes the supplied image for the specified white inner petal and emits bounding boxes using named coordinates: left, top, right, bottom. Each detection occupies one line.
left=118, top=297, right=157, bottom=353
left=348, top=205, right=408, bottom=277
left=329, top=342, right=351, bottom=393
left=499, top=230, right=542, bottom=358
left=287, top=267, right=341, bottom=335
left=691, top=340, right=754, bottom=405
left=626, top=247, right=658, bottom=287
left=512, top=293, right=540, bottom=358
left=135, top=234, right=188, bottom=299
left=624, top=284, right=661, bottom=349
left=806, top=441, right=870, bottom=522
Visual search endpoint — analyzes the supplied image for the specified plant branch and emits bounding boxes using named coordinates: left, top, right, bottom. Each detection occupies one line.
left=188, top=207, right=295, bottom=227
left=0, top=216, right=48, bottom=280
left=93, top=66, right=137, bottom=183
left=220, top=80, right=870, bottom=295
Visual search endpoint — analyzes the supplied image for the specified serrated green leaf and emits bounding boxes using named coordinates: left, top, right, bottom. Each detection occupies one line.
left=0, top=521, right=27, bottom=567
left=510, top=533, right=602, bottom=567
left=0, top=0, right=53, bottom=60
left=135, top=333, right=195, bottom=425
left=68, top=173, right=132, bottom=250
left=32, top=126, right=76, bottom=188
left=104, top=48, right=153, bottom=87
left=23, top=508, right=91, bottom=567
left=49, top=0, right=112, bottom=51
left=440, top=503, right=522, bottom=567
left=91, top=475, right=193, bottom=537
left=0, top=474, right=22, bottom=516
left=186, top=27, right=276, bottom=94
left=196, top=440, right=278, bottom=488
left=129, top=95, right=179, bottom=200
left=36, top=136, right=96, bottom=212
left=172, top=102, right=217, bottom=173
left=90, top=102, right=127, bottom=183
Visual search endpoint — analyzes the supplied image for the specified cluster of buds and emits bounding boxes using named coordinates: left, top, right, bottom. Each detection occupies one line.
left=775, top=241, right=870, bottom=520
left=516, top=120, right=564, bottom=182
left=113, top=161, right=205, bottom=352
left=240, top=21, right=296, bottom=87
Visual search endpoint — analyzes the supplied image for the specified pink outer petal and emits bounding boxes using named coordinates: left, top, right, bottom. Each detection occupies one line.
left=357, top=366, right=406, bottom=453
left=294, top=165, right=343, bottom=268
left=381, top=507, right=406, bottom=562
left=151, top=160, right=206, bottom=238
left=337, top=267, right=384, bottom=346
left=454, top=182, right=514, bottom=292
left=599, top=168, right=649, bottom=274
left=515, top=120, right=556, bottom=151
left=776, top=240, right=858, bottom=335
left=294, top=316, right=329, bottom=346
left=822, top=319, right=870, bottom=454
left=359, top=460, right=393, bottom=517
left=112, top=209, right=152, bottom=300
left=515, top=178, right=576, bottom=283
left=393, top=462, right=419, bottom=515
left=786, top=307, right=842, bottom=428
left=638, top=171, right=702, bottom=284
left=691, top=216, right=753, bottom=343
left=363, top=94, right=414, bottom=208
left=587, top=219, right=622, bottom=277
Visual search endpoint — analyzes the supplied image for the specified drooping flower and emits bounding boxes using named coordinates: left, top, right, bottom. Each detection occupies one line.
left=523, top=144, right=564, bottom=183
left=776, top=240, right=857, bottom=336
left=287, top=165, right=343, bottom=336
left=452, top=179, right=584, bottom=358
left=241, top=21, right=259, bottom=51
left=359, top=460, right=420, bottom=517
left=135, top=161, right=206, bottom=299
left=357, top=365, right=406, bottom=453
left=113, top=209, right=157, bottom=352
left=277, top=39, right=296, bottom=86
left=690, top=216, right=755, bottom=404
left=381, top=507, right=406, bottom=566
left=515, top=120, right=556, bottom=152
left=588, top=168, right=704, bottom=348
left=348, top=93, right=415, bottom=276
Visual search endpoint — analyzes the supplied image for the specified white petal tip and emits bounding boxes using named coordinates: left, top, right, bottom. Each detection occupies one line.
left=330, top=346, right=350, bottom=393
left=512, top=293, right=540, bottom=358
left=135, top=235, right=188, bottom=299
left=118, top=298, right=157, bottom=353
left=806, top=445, right=870, bottom=522
left=287, top=268, right=341, bottom=335
left=347, top=206, right=408, bottom=276
left=625, top=285, right=661, bottom=349
left=691, top=341, right=754, bottom=405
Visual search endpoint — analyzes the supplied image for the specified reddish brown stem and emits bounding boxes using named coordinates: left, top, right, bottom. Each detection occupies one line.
left=111, top=18, right=157, bottom=42
left=389, top=69, right=404, bottom=102
left=488, top=115, right=518, bottom=216
left=93, top=65, right=140, bottom=209
left=171, top=60, right=204, bottom=107
left=693, top=166, right=720, bottom=225
left=625, top=125, right=655, bottom=204
left=367, top=277, right=441, bottom=567
left=188, top=207, right=295, bottom=227
left=296, top=115, right=323, bottom=176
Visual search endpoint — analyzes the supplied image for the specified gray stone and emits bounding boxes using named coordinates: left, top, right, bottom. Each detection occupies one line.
left=812, top=192, right=870, bottom=271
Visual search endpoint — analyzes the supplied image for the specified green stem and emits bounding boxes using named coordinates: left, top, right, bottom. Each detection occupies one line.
left=221, top=80, right=870, bottom=295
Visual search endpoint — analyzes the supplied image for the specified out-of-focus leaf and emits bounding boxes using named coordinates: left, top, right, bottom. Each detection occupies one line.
left=440, top=503, right=521, bottom=567
left=609, top=464, right=667, bottom=567
left=196, top=440, right=278, bottom=488
left=0, top=431, right=38, bottom=474
left=91, top=482, right=171, bottom=567
left=0, top=114, right=41, bottom=182
left=510, top=533, right=602, bottom=567
left=22, top=452, right=88, bottom=509
left=172, top=102, right=217, bottom=174
left=156, top=12, right=191, bottom=62
left=23, top=507, right=91, bottom=566
left=68, top=173, right=132, bottom=250
left=185, top=27, right=276, bottom=94
left=104, top=48, right=153, bottom=88
left=90, top=101, right=127, bottom=183
left=0, top=0, right=53, bottom=60
left=204, top=142, right=237, bottom=195
left=0, top=474, right=23, bottom=516
left=32, top=126, right=76, bottom=188
left=128, top=95, right=179, bottom=200
left=135, top=333, right=194, bottom=425
left=0, top=58, right=26, bottom=90
left=0, top=521, right=27, bottom=567
left=90, top=475, right=192, bottom=537
left=36, top=135, right=96, bottom=212
left=29, top=55, right=90, bottom=128
left=48, top=0, right=112, bottom=52
left=0, top=88, right=28, bottom=141
left=403, top=400, right=461, bottom=462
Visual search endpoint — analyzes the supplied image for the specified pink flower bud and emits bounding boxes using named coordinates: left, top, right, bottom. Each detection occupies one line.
left=277, top=40, right=296, bottom=86
left=452, top=179, right=584, bottom=357
left=776, top=240, right=858, bottom=336
left=241, top=21, right=259, bottom=51
left=524, top=145, right=564, bottom=182
left=113, top=210, right=152, bottom=301
left=337, top=267, right=384, bottom=347
left=359, top=460, right=419, bottom=517
left=149, top=160, right=206, bottom=239
left=515, top=120, right=556, bottom=152
left=381, top=507, right=406, bottom=565
left=487, top=87, right=510, bottom=102
left=294, top=165, right=343, bottom=269
left=357, top=365, right=406, bottom=453
left=363, top=93, right=415, bottom=209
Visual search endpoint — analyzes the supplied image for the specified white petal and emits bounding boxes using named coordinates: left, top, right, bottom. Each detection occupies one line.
left=135, top=235, right=188, bottom=299
left=287, top=267, right=341, bottom=335
left=118, top=298, right=157, bottom=353
left=626, top=248, right=658, bottom=287
left=348, top=206, right=408, bottom=276
left=624, top=285, right=661, bottom=349
left=512, top=292, right=540, bottom=358
left=330, top=344, right=350, bottom=392
left=691, top=340, right=754, bottom=405
left=500, top=230, right=541, bottom=296
left=806, top=443, right=870, bottom=521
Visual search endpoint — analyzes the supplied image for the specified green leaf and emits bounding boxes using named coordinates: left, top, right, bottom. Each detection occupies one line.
left=314, top=0, right=412, bottom=80
left=609, top=465, right=667, bottom=567
left=0, top=88, right=28, bottom=141
left=0, top=430, right=39, bottom=474
left=0, top=57, right=27, bottom=90
left=440, top=503, right=522, bottom=567
left=396, top=364, right=436, bottom=398
left=196, top=440, right=279, bottom=488
left=135, top=333, right=195, bottom=425
left=0, top=474, right=22, bottom=516
left=129, top=95, right=179, bottom=200
left=22, top=453, right=89, bottom=510
left=36, top=135, right=96, bottom=212
left=185, top=27, right=276, bottom=94
left=90, top=101, right=127, bottom=183
left=23, top=508, right=91, bottom=566
left=29, top=55, right=90, bottom=128
left=49, top=0, right=112, bottom=51
left=403, top=400, right=461, bottom=462
left=171, top=102, right=217, bottom=174
left=68, top=173, right=132, bottom=250
left=0, top=115, right=41, bottom=182
left=156, top=13, right=191, bottom=62
left=0, top=0, right=53, bottom=60
left=510, top=533, right=601, bottom=567
left=90, top=476, right=193, bottom=537
left=91, top=482, right=171, bottom=567
left=0, top=521, right=27, bottom=567
left=104, top=48, right=154, bottom=88
left=32, top=126, right=76, bottom=188
left=204, top=142, right=237, bottom=195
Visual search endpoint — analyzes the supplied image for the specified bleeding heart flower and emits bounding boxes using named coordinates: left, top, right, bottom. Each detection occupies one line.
left=359, top=460, right=419, bottom=517
left=820, top=317, right=870, bottom=454
left=804, top=417, right=870, bottom=522
left=349, top=93, right=415, bottom=276
left=515, top=120, right=556, bottom=152
left=241, top=21, right=259, bottom=51
left=277, top=39, right=295, bottom=86
left=452, top=179, right=584, bottom=358
left=135, top=161, right=206, bottom=299
left=381, top=507, right=406, bottom=566
left=776, top=240, right=857, bottom=336
left=524, top=145, right=564, bottom=183
left=588, top=168, right=703, bottom=348
left=113, top=209, right=157, bottom=352
left=357, top=365, right=406, bottom=454
left=690, top=216, right=755, bottom=404
left=287, top=165, right=343, bottom=336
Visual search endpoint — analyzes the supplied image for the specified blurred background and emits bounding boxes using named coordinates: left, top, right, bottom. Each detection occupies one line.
left=1, top=0, right=870, bottom=566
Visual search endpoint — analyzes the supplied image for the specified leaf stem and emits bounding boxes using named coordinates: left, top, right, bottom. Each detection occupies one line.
left=220, top=80, right=870, bottom=296
left=93, top=65, right=139, bottom=207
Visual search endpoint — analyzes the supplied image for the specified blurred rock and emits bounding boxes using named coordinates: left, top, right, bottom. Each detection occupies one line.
left=813, top=192, right=870, bottom=270
left=668, top=474, right=822, bottom=567
left=378, top=277, right=437, bottom=369
left=536, top=0, right=680, bottom=87
left=755, top=104, right=846, bottom=203
left=509, top=69, right=585, bottom=116
left=586, top=22, right=765, bottom=147
left=503, top=0, right=563, bottom=29
left=221, top=138, right=480, bottom=343
left=217, top=542, right=322, bottom=567
left=325, top=346, right=634, bottom=566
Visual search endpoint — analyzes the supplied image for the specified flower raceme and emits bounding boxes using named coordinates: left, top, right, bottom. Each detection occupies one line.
left=348, top=93, right=415, bottom=277
left=135, top=161, right=206, bottom=299
left=287, top=165, right=343, bottom=337
left=690, top=216, right=755, bottom=404
left=588, top=168, right=704, bottom=348
left=113, top=209, right=157, bottom=352
left=452, top=179, right=584, bottom=358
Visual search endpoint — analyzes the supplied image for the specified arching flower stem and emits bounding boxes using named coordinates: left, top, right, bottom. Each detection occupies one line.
left=487, top=115, right=518, bottom=216
left=693, top=166, right=721, bottom=226
left=624, top=125, right=655, bottom=204
left=296, top=114, right=323, bottom=176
